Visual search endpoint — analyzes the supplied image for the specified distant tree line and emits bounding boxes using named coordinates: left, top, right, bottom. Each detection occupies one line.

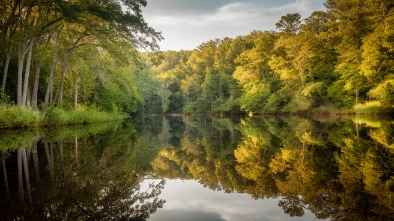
left=149, top=0, right=394, bottom=114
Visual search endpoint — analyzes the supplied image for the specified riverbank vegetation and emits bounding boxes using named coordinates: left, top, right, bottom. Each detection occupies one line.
left=0, top=0, right=164, bottom=128
left=1, top=0, right=394, bottom=125
left=146, top=0, right=394, bottom=115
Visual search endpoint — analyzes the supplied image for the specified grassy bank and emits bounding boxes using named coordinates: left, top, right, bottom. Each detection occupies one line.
left=0, top=106, right=128, bottom=129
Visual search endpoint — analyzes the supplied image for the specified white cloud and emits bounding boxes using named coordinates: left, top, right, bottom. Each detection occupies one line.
left=145, top=179, right=320, bottom=221
left=145, top=0, right=325, bottom=50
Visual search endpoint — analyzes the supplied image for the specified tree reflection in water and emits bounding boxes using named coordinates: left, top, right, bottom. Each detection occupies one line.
left=0, top=122, right=165, bottom=220
left=1, top=116, right=394, bottom=220
left=150, top=116, right=394, bottom=221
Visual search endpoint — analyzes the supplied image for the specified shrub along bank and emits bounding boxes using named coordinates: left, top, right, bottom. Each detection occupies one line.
left=0, top=106, right=127, bottom=129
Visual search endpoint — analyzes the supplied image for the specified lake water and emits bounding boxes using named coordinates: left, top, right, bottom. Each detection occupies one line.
left=1, top=116, right=393, bottom=220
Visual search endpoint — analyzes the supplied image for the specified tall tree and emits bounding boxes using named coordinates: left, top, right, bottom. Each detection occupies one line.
left=275, top=13, right=302, bottom=34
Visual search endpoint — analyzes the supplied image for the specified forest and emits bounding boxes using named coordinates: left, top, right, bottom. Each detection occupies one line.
left=0, top=0, right=164, bottom=127
left=148, top=0, right=394, bottom=115
left=1, top=0, right=394, bottom=127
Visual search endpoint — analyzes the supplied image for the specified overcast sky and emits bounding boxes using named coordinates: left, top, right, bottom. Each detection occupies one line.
left=141, top=0, right=327, bottom=51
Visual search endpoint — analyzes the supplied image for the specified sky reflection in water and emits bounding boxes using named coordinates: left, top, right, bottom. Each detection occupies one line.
left=144, top=179, right=320, bottom=221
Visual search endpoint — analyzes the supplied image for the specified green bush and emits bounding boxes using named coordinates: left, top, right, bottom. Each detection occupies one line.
left=42, top=107, right=124, bottom=125
left=0, top=106, right=40, bottom=128
left=354, top=101, right=382, bottom=113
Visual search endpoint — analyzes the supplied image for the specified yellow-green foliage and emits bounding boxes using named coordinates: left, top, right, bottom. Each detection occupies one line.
left=0, top=106, right=40, bottom=128
left=43, top=122, right=120, bottom=142
left=368, top=80, right=394, bottom=107
left=42, top=107, right=124, bottom=125
left=0, top=105, right=126, bottom=129
left=0, top=130, right=38, bottom=151
left=354, top=101, right=382, bottom=113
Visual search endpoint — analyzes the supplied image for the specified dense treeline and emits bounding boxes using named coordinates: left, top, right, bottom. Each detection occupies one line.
left=150, top=0, right=394, bottom=114
left=0, top=0, right=162, bottom=118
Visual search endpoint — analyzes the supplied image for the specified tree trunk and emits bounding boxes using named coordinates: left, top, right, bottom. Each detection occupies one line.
left=218, top=73, right=222, bottom=100
left=2, top=160, right=10, bottom=200
left=17, top=38, right=30, bottom=106
left=22, top=147, right=33, bottom=209
left=1, top=46, right=12, bottom=93
left=17, top=149, right=25, bottom=205
left=31, top=38, right=42, bottom=109
left=74, top=76, right=78, bottom=110
left=31, top=60, right=42, bottom=109
left=32, top=141, right=41, bottom=184
left=74, top=136, right=78, bottom=163
left=44, top=142, right=56, bottom=189
left=45, top=28, right=62, bottom=107
left=22, top=38, right=35, bottom=107
left=57, top=52, right=71, bottom=107
left=58, top=141, right=65, bottom=180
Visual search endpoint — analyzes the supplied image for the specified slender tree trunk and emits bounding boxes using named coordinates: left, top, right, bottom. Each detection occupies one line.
left=74, top=76, right=78, bottom=110
left=218, top=73, right=222, bottom=100
left=53, top=87, right=59, bottom=104
left=31, top=38, right=42, bottom=109
left=45, top=28, right=62, bottom=107
left=22, top=147, right=33, bottom=209
left=44, top=142, right=56, bottom=189
left=17, top=149, right=25, bottom=205
left=17, top=38, right=30, bottom=106
left=32, top=141, right=41, bottom=184
left=58, top=141, right=65, bottom=180
left=356, top=86, right=359, bottom=106
left=57, top=52, right=71, bottom=107
left=31, top=60, right=42, bottom=109
left=1, top=46, right=12, bottom=93
left=26, top=87, right=31, bottom=106
left=50, top=88, right=53, bottom=103
left=2, top=160, right=10, bottom=200
left=74, top=136, right=78, bottom=163
left=22, top=38, right=35, bottom=107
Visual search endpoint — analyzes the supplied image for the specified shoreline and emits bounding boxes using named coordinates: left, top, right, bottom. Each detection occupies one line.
left=143, top=110, right=394, bottom=117
left=0, top=106, right=129, bottom=130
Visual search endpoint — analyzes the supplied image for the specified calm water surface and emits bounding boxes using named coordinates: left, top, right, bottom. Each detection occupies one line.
left=1, top=116, right=393, bottom=220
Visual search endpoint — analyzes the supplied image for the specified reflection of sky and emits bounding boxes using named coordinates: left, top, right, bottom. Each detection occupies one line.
left=142, top=179, right=321, bottom=221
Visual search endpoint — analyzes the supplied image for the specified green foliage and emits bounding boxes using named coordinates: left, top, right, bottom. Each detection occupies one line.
left=327, top=80, right=355, bottom=109
left=0, top=0, right=162, bottom=117
left=354, top=101, right=382, bottom=113
left=42, top=107, right=122, bottom=126
left=0, top=106, right=40, bottom=128
left=302, top=82, right=325, bottom=97
left=282, top=92, right=313, bottom=112
left=275, top=13, right=301, bottom=34
left=237, top=81, right=270, bottom=112
left=0, top=91, right=13, bottom=107
left=183, top=99, right=206, bottom=114
left=368, top=80, right=394, bottom=107
left=0, top=130, right=38, bottom=151
left=264, top=87, right=292, bottom=112
left=145, top=1, right=394, bottom=115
